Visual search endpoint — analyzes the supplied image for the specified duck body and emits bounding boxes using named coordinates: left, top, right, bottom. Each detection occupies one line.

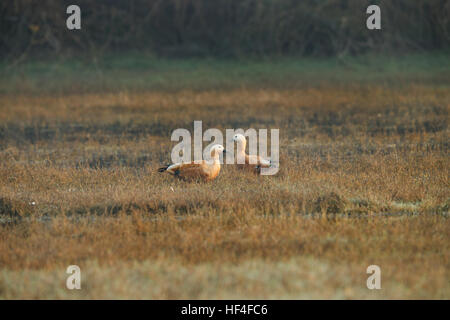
left=159, top=160, right=221, bottom=182
left=158, top=144, right=225, bottom=182
left=233, top=134, right=271, bottom=174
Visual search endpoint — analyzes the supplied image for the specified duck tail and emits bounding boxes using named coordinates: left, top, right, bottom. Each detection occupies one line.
left=158, top=165, right=170, bottom=172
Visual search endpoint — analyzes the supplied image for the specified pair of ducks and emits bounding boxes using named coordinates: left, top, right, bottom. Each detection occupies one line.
left=158, top=134, right=271, bottom=181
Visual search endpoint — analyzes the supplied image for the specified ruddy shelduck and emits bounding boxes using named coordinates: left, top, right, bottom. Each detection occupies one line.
left=158, top=144, right=226, bottom=182
left=232, top=133, right=271, bottom=174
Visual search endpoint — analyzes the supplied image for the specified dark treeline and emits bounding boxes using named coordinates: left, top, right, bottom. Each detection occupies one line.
left=1, top=0, right=449, bottom=60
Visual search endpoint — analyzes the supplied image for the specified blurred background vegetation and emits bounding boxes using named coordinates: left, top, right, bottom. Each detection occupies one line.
left=1, top=0, right=449, bottom=60
left=0, top=0, right=449, bottom=94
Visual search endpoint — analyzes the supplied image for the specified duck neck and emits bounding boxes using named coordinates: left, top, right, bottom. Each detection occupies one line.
left=237, top=139, right=246, bottom=155
left=211, top=152, right=221, bottom=165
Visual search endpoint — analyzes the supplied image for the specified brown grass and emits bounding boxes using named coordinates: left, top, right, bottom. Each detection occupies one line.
left=0, top=84, right=449, bottom=299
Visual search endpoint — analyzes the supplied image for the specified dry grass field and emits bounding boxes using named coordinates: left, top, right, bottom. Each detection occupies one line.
left=0, top=55, right=449, bottom=299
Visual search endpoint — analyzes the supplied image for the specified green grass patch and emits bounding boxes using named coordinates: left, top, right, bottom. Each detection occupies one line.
left=1, top=51, right=449, bottom=94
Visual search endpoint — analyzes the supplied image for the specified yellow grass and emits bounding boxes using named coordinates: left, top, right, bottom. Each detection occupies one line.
left=0, top=84, right=449, bottom=299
